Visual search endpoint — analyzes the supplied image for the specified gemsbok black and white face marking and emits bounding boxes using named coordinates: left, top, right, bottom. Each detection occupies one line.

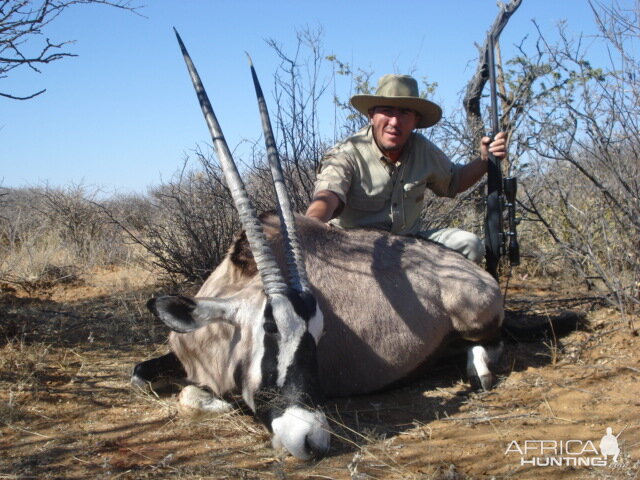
left=250, top=291, right=328, bottom=458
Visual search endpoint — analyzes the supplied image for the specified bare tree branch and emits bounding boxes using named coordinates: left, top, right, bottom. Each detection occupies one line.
left=463, top=0, right=523, bottom=153
left=0, top=0, right=142, bottom=100
left=0, top=87, right=45, bottom=99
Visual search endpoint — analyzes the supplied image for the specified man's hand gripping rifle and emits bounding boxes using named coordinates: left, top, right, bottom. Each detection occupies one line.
left=484, top=32, right=520, bottom=280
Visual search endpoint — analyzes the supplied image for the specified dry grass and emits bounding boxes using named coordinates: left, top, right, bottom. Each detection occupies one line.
left=0, top=231, right=80, bottom=294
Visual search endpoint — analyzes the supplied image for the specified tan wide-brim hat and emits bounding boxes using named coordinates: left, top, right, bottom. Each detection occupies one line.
left=350, top=74, right=442, bottom=128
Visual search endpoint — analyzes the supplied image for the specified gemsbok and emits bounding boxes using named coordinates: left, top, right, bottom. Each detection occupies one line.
left=132, top=30, right=504, bottom=460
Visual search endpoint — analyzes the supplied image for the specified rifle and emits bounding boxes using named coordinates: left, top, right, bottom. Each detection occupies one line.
left=484, top=32, right=520, bottom=280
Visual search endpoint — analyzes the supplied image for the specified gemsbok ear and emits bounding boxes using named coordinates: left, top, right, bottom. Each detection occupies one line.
left=147, top=295, right=238, bottom=333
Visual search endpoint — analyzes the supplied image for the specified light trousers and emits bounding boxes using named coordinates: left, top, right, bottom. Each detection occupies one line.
left=418, top=228, right=484, bottom=264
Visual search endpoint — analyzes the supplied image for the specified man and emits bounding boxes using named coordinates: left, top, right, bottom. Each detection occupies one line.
left=305, top=74, right=506, bottom=263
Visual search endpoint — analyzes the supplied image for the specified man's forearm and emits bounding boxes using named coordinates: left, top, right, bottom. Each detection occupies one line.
left=305, top=190, right=342, bottom=223
left=457, top=157, right=488, bottom=193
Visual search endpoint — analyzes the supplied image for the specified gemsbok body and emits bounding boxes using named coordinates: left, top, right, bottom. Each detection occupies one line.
left=132, top=30, right=504, bottom=460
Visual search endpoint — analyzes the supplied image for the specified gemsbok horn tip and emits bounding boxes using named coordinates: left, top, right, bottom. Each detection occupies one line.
left=173, top=27, right=183, bottom=44
left=245, top=53, right=263, bottom=97
left=173, top=28, right=190, bottom=58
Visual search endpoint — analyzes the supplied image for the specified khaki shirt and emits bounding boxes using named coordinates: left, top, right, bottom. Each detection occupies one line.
left=314, top=126, right=461, bottom=235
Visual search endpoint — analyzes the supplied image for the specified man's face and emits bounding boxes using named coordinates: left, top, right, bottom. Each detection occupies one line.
left=369, top=106, right=419, bottom=156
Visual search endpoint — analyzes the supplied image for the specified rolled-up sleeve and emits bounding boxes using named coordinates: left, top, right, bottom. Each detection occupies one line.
left=313, top=153, right=354, bottom=204
left=424, top=143, right=460, bottom=198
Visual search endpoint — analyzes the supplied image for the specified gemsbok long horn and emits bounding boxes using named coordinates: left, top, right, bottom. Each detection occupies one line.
left=174, top=29, right=287, bottom=297
left=246, top=54, right=311, bottom=294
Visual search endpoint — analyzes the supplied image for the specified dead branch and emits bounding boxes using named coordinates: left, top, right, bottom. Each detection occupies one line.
left=463, top=0, right=523, bottom=153
left=0, top=0, right=142, bottom=100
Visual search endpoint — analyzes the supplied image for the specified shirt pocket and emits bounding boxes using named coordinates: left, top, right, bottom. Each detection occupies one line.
left=403, top=180, right=426, bottom=203
left=348, top=190, right=388, bottom=212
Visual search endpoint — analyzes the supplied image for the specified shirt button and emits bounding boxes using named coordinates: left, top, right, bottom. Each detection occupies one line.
left=392, top=202, right=398, bottom=208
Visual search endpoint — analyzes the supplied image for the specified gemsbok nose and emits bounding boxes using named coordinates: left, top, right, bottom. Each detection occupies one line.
left=271, top=406, right=330, bottom=459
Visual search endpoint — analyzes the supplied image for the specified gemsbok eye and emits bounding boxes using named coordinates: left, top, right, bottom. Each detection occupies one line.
left=263, top=322, right=279, bottom=335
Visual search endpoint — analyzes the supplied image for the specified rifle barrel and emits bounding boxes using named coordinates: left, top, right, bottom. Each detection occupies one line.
left=488, top=33, right=500, bottom=138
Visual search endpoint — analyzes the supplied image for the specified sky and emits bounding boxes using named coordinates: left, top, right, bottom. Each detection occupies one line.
left=1, top=1, right=613, bottom=196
